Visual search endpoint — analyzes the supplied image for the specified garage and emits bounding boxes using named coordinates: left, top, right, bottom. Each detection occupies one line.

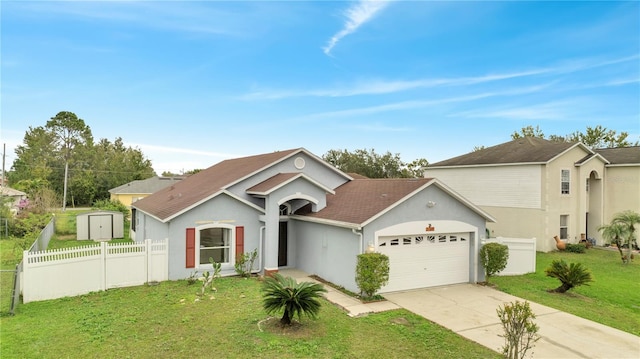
left=378, top=232, right=470, bottom=292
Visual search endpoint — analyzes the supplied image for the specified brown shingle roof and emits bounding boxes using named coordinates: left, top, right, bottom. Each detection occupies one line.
left=302, top=178, right=432, bottom=225
left=133, top=149, right=301, bottom=221
left=595, top=146, right=640, bottom=165
left=246, top=173, right=299, bottom=195
left=430, top=137, right=578, bottom=167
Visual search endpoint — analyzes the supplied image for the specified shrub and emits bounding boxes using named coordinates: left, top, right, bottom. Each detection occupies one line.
left=565, top=243, right=586, bottom=253
left=355, top=252, right=389, bottom=299
left=235, top=248, right=258, bottom=277
left=497, top=300, right=540, bottom=359
left=92, top=199, right=129, bottom=221
left=479, top=242, right=509, bottom=284
left=545, top=259, right=593, bottom=293
left=262, top=274, right=327, bottom=326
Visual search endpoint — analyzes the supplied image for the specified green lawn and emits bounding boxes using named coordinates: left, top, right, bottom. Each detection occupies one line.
left=0, top=277, right=501, bottom=359
left=490, top=247, right=640, bottom=336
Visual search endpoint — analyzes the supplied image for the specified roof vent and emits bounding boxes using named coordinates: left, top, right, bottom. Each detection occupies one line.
left=294, top=157, right=306, bottom=169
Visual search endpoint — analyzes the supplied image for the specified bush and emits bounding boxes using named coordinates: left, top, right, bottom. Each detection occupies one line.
left=545, top=259, right=593, bottom=293
left=235, top=249, right=258, bottom=277
left=92, top=199, right=129, bottom=221
left=497, top=300, right=540, bottom=359
left=479, top=242, right=509, bottom=283
left=565, top=243, right=586, bottom=253
left=355, top=252, right=389, bottom=299
left=262, top=274, right=327, bottom=326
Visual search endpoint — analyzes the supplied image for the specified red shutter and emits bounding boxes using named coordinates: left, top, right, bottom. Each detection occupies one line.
left=235, top=226, right=244, bottom=262
left=186, top=228, right=196, bottom=268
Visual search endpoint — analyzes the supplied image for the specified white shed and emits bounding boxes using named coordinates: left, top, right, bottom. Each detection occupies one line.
left=76, top=211, right=124, bottom=240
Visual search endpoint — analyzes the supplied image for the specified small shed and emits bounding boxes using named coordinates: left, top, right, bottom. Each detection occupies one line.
left=76, top=211, right=124, bottom=240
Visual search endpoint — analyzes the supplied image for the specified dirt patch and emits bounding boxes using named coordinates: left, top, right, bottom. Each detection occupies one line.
left=258, top=317, right=322, bottom=338
left=390, top=317, right=412, bottom=327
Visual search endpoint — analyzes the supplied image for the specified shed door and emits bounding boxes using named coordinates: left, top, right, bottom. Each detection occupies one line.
left=89, top=215, right=113, bottom=240
left=378, top=233, right=469, bottom=293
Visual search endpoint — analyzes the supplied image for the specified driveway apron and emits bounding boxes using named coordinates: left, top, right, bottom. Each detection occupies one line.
left=384, top=284, right=640, bottom=359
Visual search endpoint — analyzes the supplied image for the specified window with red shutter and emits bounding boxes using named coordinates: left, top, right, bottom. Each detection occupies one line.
left=186, top=228, right=196, bottom=268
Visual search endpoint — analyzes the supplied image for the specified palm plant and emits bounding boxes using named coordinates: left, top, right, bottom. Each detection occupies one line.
left=611, top=210, right=640, bottom=264
left=598, top=222, right=631, bottom=263
left=262, top=274, right=327, bottom=326
left=545, top=259, right=593, bottom=293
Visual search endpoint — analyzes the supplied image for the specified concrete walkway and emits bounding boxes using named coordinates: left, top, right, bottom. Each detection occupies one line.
left=281, top=269, right=640, bottom=358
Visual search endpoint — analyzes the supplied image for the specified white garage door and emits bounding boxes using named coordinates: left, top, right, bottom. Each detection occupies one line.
left=378, top=233, right=470, bottom=293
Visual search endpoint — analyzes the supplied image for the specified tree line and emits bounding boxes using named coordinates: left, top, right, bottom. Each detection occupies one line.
left=7, top=112, right=637, bottom=209
left=8, top=111, right=155, bottom=208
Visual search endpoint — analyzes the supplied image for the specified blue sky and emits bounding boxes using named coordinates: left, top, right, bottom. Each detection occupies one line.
left=2, top=1, right=639, bottom=174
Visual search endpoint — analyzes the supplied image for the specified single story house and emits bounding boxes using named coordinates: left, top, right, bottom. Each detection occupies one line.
left=109, top=176, right=184, bottom=213
left=132, top=148, right=495, bottom=293
left=1, top=186, right=28, bottom=215
left=425, top=138, right=640, bottom=252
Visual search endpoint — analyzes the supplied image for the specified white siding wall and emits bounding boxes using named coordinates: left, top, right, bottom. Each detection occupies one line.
left=425, top=165, right=542, bottom=209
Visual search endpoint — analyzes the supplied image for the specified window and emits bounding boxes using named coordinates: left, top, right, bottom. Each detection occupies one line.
left=199, top=227, right=231, bottom=264
left=560, top=215, right=569, bottom=240
left=585, top=178, right=589, bottom=192
left=561, top=170, right=570, bottom=194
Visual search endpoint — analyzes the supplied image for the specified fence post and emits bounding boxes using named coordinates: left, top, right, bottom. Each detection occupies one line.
left=9, top=261, right=23, bottom=315
left=100, top=241, right=107, bottom=291
left=145, top=239, right=151, bottom=283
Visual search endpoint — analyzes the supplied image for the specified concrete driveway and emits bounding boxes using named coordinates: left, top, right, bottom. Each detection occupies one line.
left=384, top=284, right=639, bottom=359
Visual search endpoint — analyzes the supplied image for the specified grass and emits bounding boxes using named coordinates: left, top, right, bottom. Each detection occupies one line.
left=490, top=247, right=640, bottom=335
left=0, top=277, right=501, bottom=359
left=0, top=239, right=20, bottom=315
left=49, top=209, right=132, bottom=250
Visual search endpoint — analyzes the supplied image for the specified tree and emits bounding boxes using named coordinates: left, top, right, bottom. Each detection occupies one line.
left=598, top=222, right=630, bottom=263
left=511, top=125, right=638, bottom=148
left=511, top=125, right=544, bottom=140
left=545, top=260, right=593, bottom=293
left=497, top=301, right=540, bottom=359
left=323, top=148, right=428, bottom=178
left=610, top=210, right=640, bottom=264
left=261, top=274, right=327, bottom=326
left=10, top=114, right=156, bottom=207
left=567, top=125, right=636, bottom=148
left=46, top=111, right=93, bottom=210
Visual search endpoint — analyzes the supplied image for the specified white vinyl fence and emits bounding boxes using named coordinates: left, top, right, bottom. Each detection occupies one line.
left=22, top=239, right=168, bottom=303
left=482, top=237, right=537, bottom=275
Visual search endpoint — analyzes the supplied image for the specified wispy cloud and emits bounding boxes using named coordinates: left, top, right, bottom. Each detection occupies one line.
left=323, top=0, right=390, bottom=56
left=240, top=54, right=638, bottom=100
left=240, top=69, right=552, bottom=100
left=129, top=143, right=240, bottom=159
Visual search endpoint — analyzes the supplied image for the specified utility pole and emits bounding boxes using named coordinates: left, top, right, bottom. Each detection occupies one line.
left=1, top=143, right=5, bottom=188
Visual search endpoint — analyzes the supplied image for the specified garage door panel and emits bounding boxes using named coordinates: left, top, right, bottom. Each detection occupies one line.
left=379, top=232, right=470, bottom=293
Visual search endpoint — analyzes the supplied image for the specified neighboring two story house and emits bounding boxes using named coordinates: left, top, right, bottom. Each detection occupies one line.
left=425, top=137, right=640, bottom=252
left=132, top=148, right=495, bottom=293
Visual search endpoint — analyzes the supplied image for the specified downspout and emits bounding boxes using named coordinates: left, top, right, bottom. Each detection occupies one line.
left=257, top=226, right=265, bottom=274
left=352, top=228, right=363, bottom=254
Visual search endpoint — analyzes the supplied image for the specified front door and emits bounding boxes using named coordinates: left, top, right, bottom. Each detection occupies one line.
left=278, top=222, right=288, bottom=267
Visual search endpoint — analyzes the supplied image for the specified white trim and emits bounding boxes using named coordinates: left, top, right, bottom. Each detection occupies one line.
left=246, top=173, right=335, bottom=196
left=223, top=148, right=352, bottom=191
left=142, top=190, right=265, bottom=223
left=195, top=223, right=236, bottom=271
left=288, top=214, right=361, bottom=229
left=278, top=192, right=319, bottom=206
left=575, top=153, right=610, bottom=166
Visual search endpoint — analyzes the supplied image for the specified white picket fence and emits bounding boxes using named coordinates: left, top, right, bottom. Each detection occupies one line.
left=482, top=237, right=537, bottom=275
left=22, top=239, right=168, bottom=303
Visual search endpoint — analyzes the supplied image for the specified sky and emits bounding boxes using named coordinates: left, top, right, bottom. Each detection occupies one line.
left=1, top=0, right=639, bottom=175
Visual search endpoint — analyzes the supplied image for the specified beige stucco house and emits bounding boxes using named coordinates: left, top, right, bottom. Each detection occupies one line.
left=425, top=138, right=640, bottom=252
